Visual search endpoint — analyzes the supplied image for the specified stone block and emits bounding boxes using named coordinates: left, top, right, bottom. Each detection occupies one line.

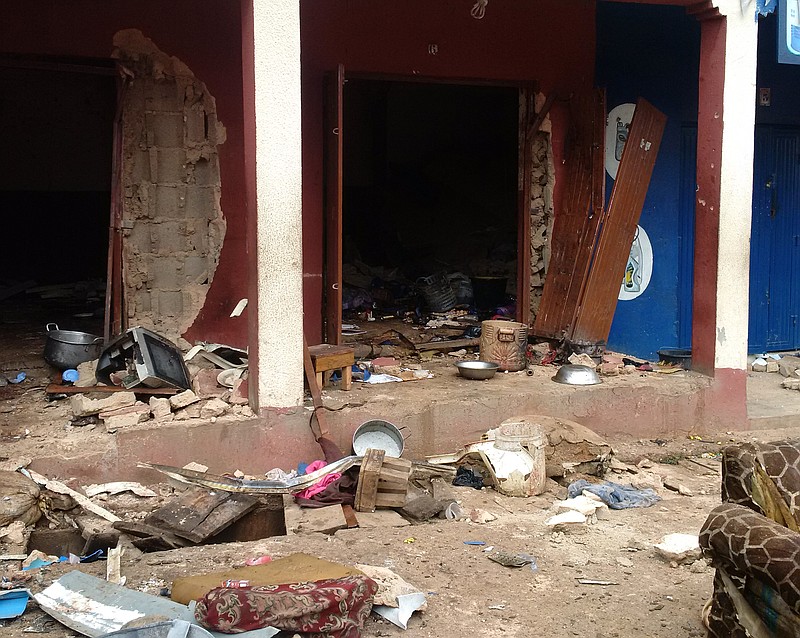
left=149, top=397, right=172, bottom=419
left=185, top=186, right=218, bottom=220
left=170, top=389, right=200, bottom=410
left=151, top=221, right=189, bottom=254
left=766, top=361, right=779, bottom=373
left=99, top=403, right=151, bottom=421
left=598, top=362, right=619, bottom=376
left=71, top=392, right=137, bottom=417
left=778, top=355, right=800, bottom=377
left=200, top=398, right=229, bottom=419
left=146, top=112, right=184, bottom=148
left=751, top=360, right=767, bottom=372
left=173, top=404, right=202, bottom=420
left=104, top=410, right=150, bottom=433
left=131, top=150, right=151, bottom=183
left=398, top=490, right=444, bottom=522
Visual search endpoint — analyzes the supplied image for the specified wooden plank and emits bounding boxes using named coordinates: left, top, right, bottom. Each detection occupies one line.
left=355, top=449, right=385, bottom=513
left=415, top=337, right=480, bottom=352
left=26, top=470, right=120, bottom=523
left=180, top=493, right=259, bottom=543
left=144, top=489, right=230, bottom=541
left=533, top=89, right=603, bottom=340
left=112, top=520, right=189, bottom=549
left=303, top=337, right=328, bottom=440
left=572, top=99, right=667, bottom=343
left=310, top=349, right=354, bottom=372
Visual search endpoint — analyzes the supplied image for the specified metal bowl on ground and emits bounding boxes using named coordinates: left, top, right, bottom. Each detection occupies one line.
left=551, top=364, right=601, bottom=385
left=456, top=360, right=500, bottom=380
left=352, top=419, right=406, bottom=457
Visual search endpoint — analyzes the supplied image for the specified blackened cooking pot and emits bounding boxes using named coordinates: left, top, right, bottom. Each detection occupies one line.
left=43, top=323, right=103, bottom=370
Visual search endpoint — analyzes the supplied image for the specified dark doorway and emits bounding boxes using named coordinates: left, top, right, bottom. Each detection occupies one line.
left=340, top=79, right=519, bottom=325
left=0, top=61, right=115, bottom=374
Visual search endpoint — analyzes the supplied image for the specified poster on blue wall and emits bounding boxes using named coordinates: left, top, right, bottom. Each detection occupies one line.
left=778, top=0, right=800, bottom=64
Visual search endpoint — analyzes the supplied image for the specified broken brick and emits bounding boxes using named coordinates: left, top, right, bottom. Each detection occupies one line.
left=71, top=392, right=137, bottom=418
left=200, top=398, right=229, bottom=419
left=149, top=396, right=172, bottom=419
left=169, top=389, right=200, bottom=410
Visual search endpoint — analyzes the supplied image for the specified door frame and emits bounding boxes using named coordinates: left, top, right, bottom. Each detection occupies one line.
left=322, top=70, right=543, bottom=342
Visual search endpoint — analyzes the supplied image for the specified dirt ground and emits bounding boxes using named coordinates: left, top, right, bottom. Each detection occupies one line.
left=3, top=425, right=800, bottom=638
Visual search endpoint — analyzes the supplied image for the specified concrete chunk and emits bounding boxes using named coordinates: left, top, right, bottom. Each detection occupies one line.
left=149, top=396, right=172, bottom=419
left=169, top=389, right=200, bottom=410
left=71, top=392, right=137, bottom=417
left=200, top=398, right=229, bottom=419
left=778, top=355, right=800, bottom=377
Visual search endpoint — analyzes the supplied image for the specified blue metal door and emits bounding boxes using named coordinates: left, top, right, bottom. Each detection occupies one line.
left=748, top=127, right=800, bottom=353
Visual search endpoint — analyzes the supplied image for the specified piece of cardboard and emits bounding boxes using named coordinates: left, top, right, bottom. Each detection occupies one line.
left=171, top=553, right=363, bottom=604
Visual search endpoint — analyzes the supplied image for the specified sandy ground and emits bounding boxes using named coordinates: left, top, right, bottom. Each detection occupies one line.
left=7, top=428, right=800, bottom=638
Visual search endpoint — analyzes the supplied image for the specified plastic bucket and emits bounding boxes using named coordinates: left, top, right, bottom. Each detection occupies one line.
left=495, top=417, right=546, bottom=496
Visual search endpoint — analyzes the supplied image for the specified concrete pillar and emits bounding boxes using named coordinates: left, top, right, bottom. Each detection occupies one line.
left=243, top=0, right=304, bottom=409
left=692, top=0, right=757, bottom=425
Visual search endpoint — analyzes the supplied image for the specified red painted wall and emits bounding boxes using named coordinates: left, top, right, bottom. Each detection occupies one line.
left=300, top=0, right=596, bottom=342
left=1, top=1, right=249, bottom=348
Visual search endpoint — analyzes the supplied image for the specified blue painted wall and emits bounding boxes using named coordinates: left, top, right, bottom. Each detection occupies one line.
left=595, top=2, right=700, bottom=359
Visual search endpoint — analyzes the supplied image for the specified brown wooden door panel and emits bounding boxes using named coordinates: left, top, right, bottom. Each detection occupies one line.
left=323, top=64, right=344, bottom=345
left=533, top=89, right=605, bottom=340
left=571, top=98, right=666, bottom=343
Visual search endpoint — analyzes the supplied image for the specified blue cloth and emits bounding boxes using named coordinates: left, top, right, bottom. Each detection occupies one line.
left=756, top=0, right=776, bottom=17
left=567, top=479, right=661, bottom=509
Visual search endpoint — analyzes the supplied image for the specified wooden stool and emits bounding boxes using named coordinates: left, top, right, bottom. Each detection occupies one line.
left=307, top=344, right=355, bottom=391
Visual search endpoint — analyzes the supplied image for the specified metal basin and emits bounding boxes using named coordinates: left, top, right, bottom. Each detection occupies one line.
left=456, top=360, right=500, bottom=380
left=353, top=419, right=406, bottom=458
left=43, top=323, right=103, bottom=370
left=551, top=364, right=601, bottom=385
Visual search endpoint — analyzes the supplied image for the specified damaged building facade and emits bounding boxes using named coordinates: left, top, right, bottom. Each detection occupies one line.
left=2, top=0, right=790, bottom=456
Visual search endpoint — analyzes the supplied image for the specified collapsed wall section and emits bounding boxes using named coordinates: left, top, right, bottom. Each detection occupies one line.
left=114, top=29, right=227, bottom=345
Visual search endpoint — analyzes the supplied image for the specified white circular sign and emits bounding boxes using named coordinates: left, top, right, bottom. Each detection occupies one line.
left=605, top=103, right=636, bottom=180
left=618, top=225, right=653, bottom=301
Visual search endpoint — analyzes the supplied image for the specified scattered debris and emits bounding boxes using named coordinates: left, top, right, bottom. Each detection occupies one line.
left=83, top=482, right=157, bottom=498
left=654, top=533, right=701, bottom=565
left=567, top=479, right=661, bottom=509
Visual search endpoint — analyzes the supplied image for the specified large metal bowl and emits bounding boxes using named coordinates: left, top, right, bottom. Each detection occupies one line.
left=551, top=364, right=601, bottom=385
left=456, top=360, right=499, bottom=380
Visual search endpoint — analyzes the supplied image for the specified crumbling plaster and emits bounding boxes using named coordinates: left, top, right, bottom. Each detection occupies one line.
left=113, top=29, right=227, bottom=346
left=528, top=94, right=556, bottom=324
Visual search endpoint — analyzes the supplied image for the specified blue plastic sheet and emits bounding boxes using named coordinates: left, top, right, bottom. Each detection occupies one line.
left=567, top=479, right=661, bottom=509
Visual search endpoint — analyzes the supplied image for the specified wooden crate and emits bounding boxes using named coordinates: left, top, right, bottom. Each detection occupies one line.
left=355, top=449, right=412, bottom=512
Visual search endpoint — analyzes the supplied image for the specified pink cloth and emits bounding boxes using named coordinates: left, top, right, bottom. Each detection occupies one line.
left=295, top=460, right=341, bottom=500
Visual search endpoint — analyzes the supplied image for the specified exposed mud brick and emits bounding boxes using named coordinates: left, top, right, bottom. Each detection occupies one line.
left=200, top=398, right=229, bottom=419
left=184, top=185, right=218, bottom=219
left=190, top=156, right=220, bottom=187
left=126, top=222, right=152, bottom=251
left=99, top=403, right=150, bottom=421
left=71, top=392, right=137, bottom=418
left=157, top=290, right=184, bottom=317
left=155, top=148, right=188, bottom=184
left=192, top=368, right=225, bottom=399
left=154, top=185, right=185, bottom=219
left=184, top=255, right=209, bottom=284
left=185, top=108, right=207, bottom=145
left=149, top=397, right=172, bottom=419
left=146, top=112, right=184, bottom=147
left=143, top=79, right=184, bottom=112
left=132, top=150, right=152, bottom=183
left=151, top=221, right=188, bottom=254
left=150, top=256, right=184, bottom=290
left=169, top=389, right=200, bottom=410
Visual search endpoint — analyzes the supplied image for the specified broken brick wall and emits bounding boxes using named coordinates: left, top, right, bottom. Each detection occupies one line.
left=528, top=110, right=556, bottom=324
left=114, top=30, right=227, bottom=346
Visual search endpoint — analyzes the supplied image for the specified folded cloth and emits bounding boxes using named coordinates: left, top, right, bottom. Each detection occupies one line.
left=295, top=472, right=357, bottom=508
left=567, top=479, right=661, bottom=509
left=195, top=575, right=378, bottom=638
left=295, top=472, right=342, bottom=500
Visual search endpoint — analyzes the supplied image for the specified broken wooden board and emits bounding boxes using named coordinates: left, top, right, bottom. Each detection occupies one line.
left=571, top=98, right=666, bottom=343
left=144, top=488, right=258, bottom=544
left=25, top=470, right=120, bottom=523
left=355, top=449, right=386, bottom=513
left=415, top=338, right=479, bottom=352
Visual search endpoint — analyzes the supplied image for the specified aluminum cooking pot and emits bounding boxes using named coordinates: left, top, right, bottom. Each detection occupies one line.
left=43, top=323, right=104, bottom=370
left=551, top=364, right=602, bottom=386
